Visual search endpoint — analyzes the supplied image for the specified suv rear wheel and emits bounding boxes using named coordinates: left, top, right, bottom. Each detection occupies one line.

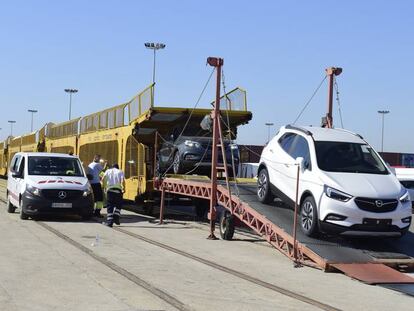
left=257, top=168, right=274, bottom=204
left=300, top=196, right=319, bottom=237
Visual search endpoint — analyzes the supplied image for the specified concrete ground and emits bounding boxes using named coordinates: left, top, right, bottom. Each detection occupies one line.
left=0, top=180, right=413, bottom=310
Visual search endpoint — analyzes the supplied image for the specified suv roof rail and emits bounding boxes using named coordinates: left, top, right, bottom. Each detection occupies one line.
left=335, top=127, right=364, bottom=140
left=285, top=124, right=313, bottom=136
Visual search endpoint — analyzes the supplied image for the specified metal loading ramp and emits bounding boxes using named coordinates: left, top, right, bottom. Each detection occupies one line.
left=156, top=177, right=414, bottom=289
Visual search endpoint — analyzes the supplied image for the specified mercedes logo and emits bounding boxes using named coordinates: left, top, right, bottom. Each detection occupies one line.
left=375, top=200, right=383, bottom=208
left=58, top=191, right=67, bottom=200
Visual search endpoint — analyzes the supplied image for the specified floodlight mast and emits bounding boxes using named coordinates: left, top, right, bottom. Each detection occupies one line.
left=28, top=109, right=38, bottom=132
left=64, top=88, right=78, bottom=120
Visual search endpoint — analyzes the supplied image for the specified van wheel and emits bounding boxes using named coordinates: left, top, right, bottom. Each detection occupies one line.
left=300, top=196, right=319, bottom=237
left=257, top=168, right=274, bottom=204
left=219, top=211, right=235, bottom=240
left=7, top=196, right=16, bottom=213
left=19, top=200, right=29, bottom=220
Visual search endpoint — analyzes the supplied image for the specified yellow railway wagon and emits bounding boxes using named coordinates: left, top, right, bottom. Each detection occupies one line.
left=77, top=97, right=149, bottom=201
left=0, top=141, right=7, bottom=176
left=8, top=136, right=22, bottom=164
left=20, top=132, right=38, bottom=153
left=45, top=119, right=80, bottom=154
left=0, top=84, right=252, bottom=206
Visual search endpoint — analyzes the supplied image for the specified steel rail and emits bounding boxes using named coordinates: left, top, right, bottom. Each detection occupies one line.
left=114, top=226, right=341, bottom=311
left=36, top=221, right=191, bottom=311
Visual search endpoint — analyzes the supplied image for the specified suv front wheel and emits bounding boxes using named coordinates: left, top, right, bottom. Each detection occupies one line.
left=300, top=196, right=319, bottom=237
left=257, top=168, right=274, bottom=204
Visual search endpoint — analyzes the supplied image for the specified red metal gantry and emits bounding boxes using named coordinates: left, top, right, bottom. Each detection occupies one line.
left=156, top=177, right=325, bottom=269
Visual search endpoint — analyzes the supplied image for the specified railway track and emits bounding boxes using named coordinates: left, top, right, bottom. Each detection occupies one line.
left=0, top=192, right=340, bottom=311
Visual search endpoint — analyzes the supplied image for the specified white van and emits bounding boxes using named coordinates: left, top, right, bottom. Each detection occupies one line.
left=7, top=152, right=94, bottom=220
left=257, top=125, right=412, bottom=237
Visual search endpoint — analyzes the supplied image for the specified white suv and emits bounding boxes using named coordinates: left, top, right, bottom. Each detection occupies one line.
left=257, top=125, right=412, bottom=237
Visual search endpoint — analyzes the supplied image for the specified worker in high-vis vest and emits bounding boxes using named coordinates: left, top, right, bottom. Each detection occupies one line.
left=87, top=155, right=104, bottom=218
left=102, top=163, right=125, bottom=227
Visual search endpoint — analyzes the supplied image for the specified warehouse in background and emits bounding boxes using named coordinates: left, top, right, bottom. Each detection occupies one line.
left=379, top=152, right=414, bottom=167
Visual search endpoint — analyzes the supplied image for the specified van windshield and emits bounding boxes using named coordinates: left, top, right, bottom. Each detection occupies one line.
left=28, top=156, right=84, bottom=177
left=315, top=142, right=389, bottom=175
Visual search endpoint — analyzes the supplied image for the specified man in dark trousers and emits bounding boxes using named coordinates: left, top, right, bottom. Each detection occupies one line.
left=87, top=154, right=104, bottom=217
left=102, top=163, right=125, bottom=227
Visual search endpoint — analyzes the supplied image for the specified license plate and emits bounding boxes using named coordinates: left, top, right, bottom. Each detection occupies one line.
left=52, top=202, right=72, bottom=208
left=363, top=218, right=391, bottom=226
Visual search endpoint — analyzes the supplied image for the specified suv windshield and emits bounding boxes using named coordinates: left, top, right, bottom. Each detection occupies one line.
left=315, top=142, right=388, bottom=174
left=28, top=156, right=84, bottom=177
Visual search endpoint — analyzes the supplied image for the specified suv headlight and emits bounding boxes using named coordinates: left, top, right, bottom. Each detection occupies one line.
left=184, top=140, right=201, bottom=148
left=26, top=184, right=41, bottom=196
left=399, top=190, right=410, bottom=204
left=324, top=185, right=352, bottom=202
left=83, top=185, right=92, bottom=197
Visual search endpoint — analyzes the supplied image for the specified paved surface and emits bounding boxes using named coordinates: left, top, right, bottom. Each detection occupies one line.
left=0, top=179, right=414, bottom=310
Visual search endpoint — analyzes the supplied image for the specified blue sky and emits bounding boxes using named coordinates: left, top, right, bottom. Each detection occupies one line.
left=1, top=0, right=413, bottom=152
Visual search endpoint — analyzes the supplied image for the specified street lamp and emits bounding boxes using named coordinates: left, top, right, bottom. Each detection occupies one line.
left=8, top=120, right=16, bottom=136
left=144, top=42, right=166, bottom=84
left=28, top=109, right=38, bottom=132
left=378, top=110, right=390, bottom=153
left=64, top=89, right=78, bottom=120
left=265, top=122, right=274, bottom=143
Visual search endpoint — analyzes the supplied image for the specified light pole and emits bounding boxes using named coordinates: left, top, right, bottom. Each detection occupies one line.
left=378, top=110, right=390, bottom=153
left=64, top=89, right=78, bottom=120
left=144, top=42, right=166, bottom=84
left=28, top=109, right=38, bottom=132
left=265, top=122, right=274, bottom=143
left=145, top=42, right=166, bottom=103
left=8, top=120, right=16, bottom=136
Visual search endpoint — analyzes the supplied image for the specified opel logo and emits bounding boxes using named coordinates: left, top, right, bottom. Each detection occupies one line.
left=58, top=191, right=67, bottom=200
left=375, top=200, right=383, bottom=208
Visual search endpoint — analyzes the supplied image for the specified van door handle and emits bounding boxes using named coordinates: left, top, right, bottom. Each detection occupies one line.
left=269, top=149, right=274, bottom=153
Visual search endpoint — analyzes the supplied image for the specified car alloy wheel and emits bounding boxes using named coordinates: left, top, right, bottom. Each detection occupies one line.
left=300, top=196, right=319, bottom=237
left=173, top=152, right=181, bottom=174
left=257, top=172, right=267, bottom=199
left=257, top=168, right=274, bottom=203
left=301, top=201, right=313, bottom=231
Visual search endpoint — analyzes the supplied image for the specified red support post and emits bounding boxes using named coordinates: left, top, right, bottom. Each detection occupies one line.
left=159, top=187, right=165, bottom=225
left=292, top=164, right=301, bottom=267
left=206, top=57, right=224, bottom=240
left=325, top=67, right=342, bottom=128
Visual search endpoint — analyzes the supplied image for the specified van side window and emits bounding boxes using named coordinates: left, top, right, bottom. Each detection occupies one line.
left=10, top=155, right=20, bottom=172
left=278, top=133, right=297, bottom=154
left=17, top=157, right=25, bottom=176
